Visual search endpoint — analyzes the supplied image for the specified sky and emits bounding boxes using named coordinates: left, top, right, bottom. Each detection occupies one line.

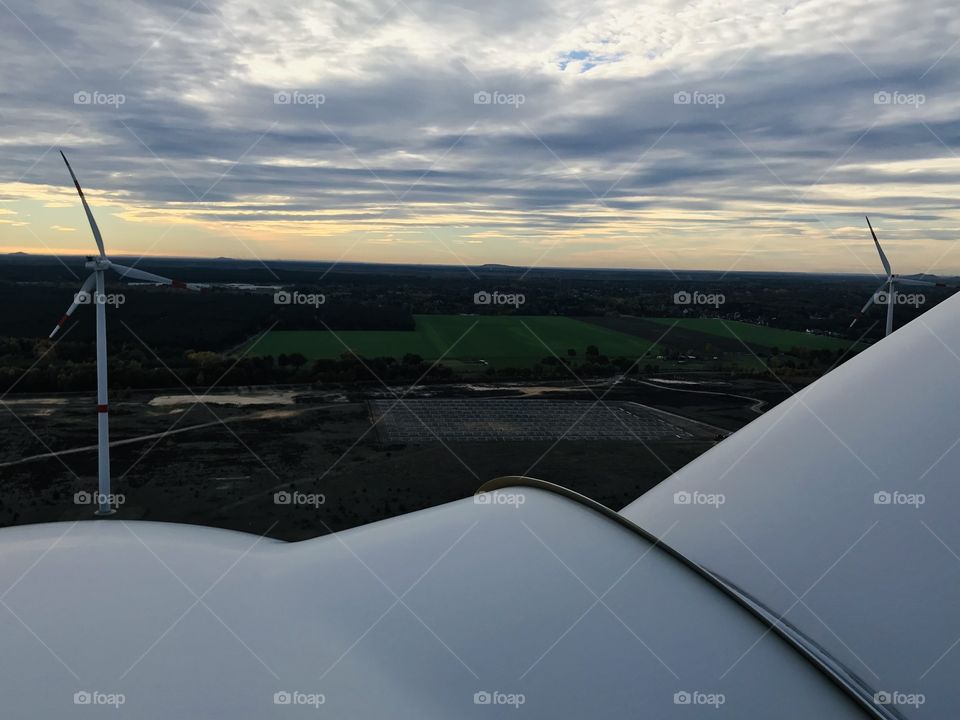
left=1, top=0, right=959, bottom=275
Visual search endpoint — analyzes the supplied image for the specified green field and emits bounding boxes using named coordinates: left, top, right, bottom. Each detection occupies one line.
left=247, top=315, right=660, bottom=368
left=644, top=318, right=855, bottom=351
left=245, top=314, right=859, bottom=370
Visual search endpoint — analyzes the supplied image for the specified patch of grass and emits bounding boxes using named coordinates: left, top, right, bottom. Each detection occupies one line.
left=644, top=318, right=856, bottom=351
left=245, top=315, right=660, bottom=368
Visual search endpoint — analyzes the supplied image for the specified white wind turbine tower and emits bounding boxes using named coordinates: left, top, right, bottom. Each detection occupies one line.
left=850, top=216, right=953, bottom=337
left=50, top=151, right=203, bottom=515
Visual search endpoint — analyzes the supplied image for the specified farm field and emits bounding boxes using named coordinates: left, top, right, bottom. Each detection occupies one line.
left=243, top=314, right=863, bottom=370
left=583, top=316, right=760, bottom=354
left=643, top=317, right=857, bottom=351
left=245, top=315, right=660, bottom=368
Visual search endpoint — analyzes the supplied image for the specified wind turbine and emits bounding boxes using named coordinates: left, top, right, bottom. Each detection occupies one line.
left=50, top=151, right=202, bottom=515
left=850, top=216, right=952, bottom=337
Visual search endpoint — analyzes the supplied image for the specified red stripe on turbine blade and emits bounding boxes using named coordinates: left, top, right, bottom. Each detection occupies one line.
left=58, top=314, right=69, bottom=326
left=97, top=404, right=109, bottom=413
left=172, top=280, right=186, bottom=288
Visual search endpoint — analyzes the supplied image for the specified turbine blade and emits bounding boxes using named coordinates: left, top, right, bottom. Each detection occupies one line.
left=849, top=281, right=888, bottom=328
left=60, top=151, right=106, bottom=258
left=897, top=278, right=956, bottom=288
left=108, top=262, right=201, bottom=290
left=49, top=272, right=97, bottom=338
left=865, top=216, right=892, bottom=278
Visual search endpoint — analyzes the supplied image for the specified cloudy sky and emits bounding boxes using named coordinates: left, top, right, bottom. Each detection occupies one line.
left=1, top=0, right=959, bottom=274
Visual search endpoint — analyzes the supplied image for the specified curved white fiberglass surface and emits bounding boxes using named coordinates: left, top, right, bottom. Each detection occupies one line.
left=622, top=291, right=960, bottom=719
left=0, top=489, right=867, bottom=718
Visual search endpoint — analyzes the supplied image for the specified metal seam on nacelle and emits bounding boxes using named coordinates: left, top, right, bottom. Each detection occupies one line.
left=476, top=476, right=898, bottom=720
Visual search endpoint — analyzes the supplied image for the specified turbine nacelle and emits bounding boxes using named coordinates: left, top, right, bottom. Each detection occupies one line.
left=84, top=257, right=111, bottom=271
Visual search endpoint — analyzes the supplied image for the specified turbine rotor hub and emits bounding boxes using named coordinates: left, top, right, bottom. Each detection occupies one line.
left=84, top=257, right=111, bottom=271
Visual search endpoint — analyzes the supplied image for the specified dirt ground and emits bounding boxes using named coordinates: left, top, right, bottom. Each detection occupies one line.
left=0, top=379, right=788, bottom=540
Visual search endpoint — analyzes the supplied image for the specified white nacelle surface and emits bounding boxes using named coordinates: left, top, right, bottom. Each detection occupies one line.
left=0, top=489, right=867, bottom=718
left=623, top=290, right=960, bottom=719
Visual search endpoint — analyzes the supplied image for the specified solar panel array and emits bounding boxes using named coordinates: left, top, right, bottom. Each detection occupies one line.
left=369, top=398, right=693, bottom=443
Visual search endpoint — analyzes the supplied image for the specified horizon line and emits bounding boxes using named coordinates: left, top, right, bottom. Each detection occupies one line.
left=1, top=251, right=939, bottom=279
